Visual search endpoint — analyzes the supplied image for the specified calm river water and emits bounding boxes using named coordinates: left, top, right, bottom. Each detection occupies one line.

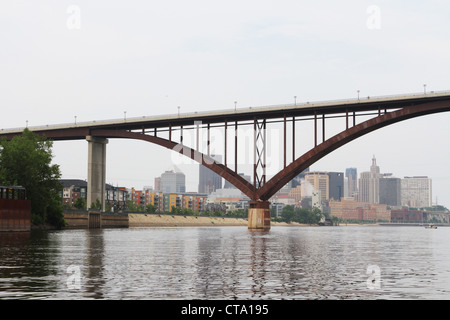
left=0, top=225, right=449, bottom=300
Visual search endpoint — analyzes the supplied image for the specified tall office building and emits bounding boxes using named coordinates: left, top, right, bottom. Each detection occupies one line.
left=401, top=176, right=432, bottom=208
left=345, top=168, right=358, bottom=197
left=359, top=156, right=381, bottom=204
left=304, top=171, right=344, bottom=202
left=304, top=171, right=329, bottom=202
left=198, top=154, right=222, bottom=194
left=379, top=177, right=401, bottom=206
left=154, top=177, right=161, bottom=192
left=328, top=172, right=344, bottom=201
left=160, top=170, right=186, bottom=194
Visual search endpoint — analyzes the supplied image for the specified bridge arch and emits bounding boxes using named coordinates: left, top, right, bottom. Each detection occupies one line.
left=89, top=129, right=257, bottom=200
left=257, top=100, right=450, bottom=201
left=88, top=100, right=450, bottom=203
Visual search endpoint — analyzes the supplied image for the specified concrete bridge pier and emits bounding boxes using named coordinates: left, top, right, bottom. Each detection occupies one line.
left=248, top=201, right=271, bottom=230
left=86, top=136, right=108, bottom=211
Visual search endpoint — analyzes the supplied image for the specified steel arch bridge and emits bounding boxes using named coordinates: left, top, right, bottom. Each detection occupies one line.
left=2, top=91, right=450, bottom=229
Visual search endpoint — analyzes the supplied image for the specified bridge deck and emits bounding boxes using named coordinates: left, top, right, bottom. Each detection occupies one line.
left=1, top=91, right=450, bottom=139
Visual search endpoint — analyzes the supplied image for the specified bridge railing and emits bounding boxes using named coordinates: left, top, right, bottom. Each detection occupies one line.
left=2, top=89, right=450, bottom=134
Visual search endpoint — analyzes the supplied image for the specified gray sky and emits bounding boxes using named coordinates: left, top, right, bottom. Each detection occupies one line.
left=1, top=1, right=450, bottom=207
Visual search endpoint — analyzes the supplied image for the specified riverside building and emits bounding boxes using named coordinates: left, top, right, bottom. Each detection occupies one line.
left=401, top=176, right=432, bottom=208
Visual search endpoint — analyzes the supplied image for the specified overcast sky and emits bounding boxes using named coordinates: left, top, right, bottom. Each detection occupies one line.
left=1, top=1, right=450, bottom=206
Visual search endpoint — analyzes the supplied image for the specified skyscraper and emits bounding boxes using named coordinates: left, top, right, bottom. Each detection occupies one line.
left=401, top=176, right=432, bottom=208
left=304, top=171, right=329, bottom=202
left=345, top=168, right=358, bottom=197
left=379, top=177, right=401, bottom=206
left=328, top=172, right=344, bottom=201
left=161, top=170, right=186, bottom=194
left=359, top=156, right=381, bottom=204
left=198, top=154, right=222, bottom=194
left=154, top=177, right=161, bottom=192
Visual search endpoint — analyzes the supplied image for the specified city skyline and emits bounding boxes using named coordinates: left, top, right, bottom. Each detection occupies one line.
left=116, top=154, right=437, bottom=209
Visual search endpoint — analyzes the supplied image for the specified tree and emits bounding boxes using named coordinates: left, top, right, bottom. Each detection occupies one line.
left=281, top=205, right=296, bottom=223
left=90, top=199, right=102, bottom=210
left=0, top=129, right=64, bottom=227
left=145, top=203, right=156, bottom=213
left=125, top=200, right=144, bottom=212
left=74, top=197, right=86, bottom=210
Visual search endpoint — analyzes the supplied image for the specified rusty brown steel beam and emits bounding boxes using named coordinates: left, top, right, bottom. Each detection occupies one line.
left=224, top=120, right=227, bottom=167
left=207, top=123, right=210, bottom=156
left=346, top=109, right=349, bottom=130
left=283, top=115, right=286, bottom=168
left=235, top=121, right=238, bottom=173
left=322, top=114, right=325, bottom=143
left=292, top=116, right=295, bottom=163
left=0, top=127, right=90, bottom=141
left=314, top=112, right=317, bottom=147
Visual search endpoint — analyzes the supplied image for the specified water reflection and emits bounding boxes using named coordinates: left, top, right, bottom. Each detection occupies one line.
left=84, top=229, right=105, bottom=299
left=1, top=226, right=450, bottom=299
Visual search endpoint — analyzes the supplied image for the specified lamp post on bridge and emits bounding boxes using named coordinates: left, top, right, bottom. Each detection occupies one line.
left=294, top=96, right=297, bottom=106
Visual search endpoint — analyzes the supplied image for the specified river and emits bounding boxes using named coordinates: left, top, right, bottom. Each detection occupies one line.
left=0, top=225, right=449, bottom=300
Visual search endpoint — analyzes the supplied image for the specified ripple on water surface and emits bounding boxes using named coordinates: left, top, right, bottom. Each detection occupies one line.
left=1, top=226, right=449, bottom=299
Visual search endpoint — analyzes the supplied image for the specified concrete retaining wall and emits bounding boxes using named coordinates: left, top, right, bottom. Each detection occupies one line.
left=63, top=211, right=129, bottom=229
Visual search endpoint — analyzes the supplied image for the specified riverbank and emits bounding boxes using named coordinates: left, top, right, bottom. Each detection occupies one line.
left=129, top=213, right=305, bottom=227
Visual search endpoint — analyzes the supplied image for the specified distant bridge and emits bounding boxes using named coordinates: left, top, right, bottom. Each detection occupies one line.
left=2, top=90, right=450, bottom=229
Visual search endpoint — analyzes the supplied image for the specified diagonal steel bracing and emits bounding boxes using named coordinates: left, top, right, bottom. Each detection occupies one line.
left=253, top=119, right=266, bottom=189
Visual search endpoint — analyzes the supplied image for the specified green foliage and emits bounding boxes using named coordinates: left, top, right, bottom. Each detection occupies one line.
left=281, top=205, right=296, bottom=223
left=125, top=200, right=144, bottom=212
left=130, top=205, right=247, bottom=219
left=46, top=196, right=66, bottom=229
left=74, top=197, right=86, bottom=210
left=279, top=205, right=324, bottom=225
left=0, top=129, right=64, bottom=227
left=90, top=199, right=102, bottom=210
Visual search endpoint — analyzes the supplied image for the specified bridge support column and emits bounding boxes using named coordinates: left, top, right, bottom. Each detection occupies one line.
left=248, top=201, right=271, bottom=230
left=86, top=136, right=108, bottom=211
